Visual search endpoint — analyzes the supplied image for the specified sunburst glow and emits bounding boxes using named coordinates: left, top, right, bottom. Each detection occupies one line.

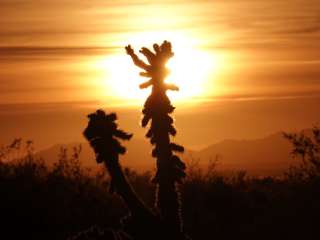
left=96, top=32, right=218, bottom=104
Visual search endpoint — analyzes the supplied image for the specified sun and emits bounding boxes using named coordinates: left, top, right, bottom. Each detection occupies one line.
left=165, top=47, right=215, bottom=101
left=96, top=32, right=217, bottom=104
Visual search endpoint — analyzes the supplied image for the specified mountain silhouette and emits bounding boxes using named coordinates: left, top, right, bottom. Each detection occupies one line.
left=35, top=138, right=155, bottom=171
left=36, top=131, right=306, bottom=175
left=193, top=131, right=300, bottom=175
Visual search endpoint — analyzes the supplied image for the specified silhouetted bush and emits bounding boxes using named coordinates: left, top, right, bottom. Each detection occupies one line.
left=0, top=141, right=125, bottom=239
left=284, top=126, right=320, bottom=181
left=1, top=138, right=320, bottom=240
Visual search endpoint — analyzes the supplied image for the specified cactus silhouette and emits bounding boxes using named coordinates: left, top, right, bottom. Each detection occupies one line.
left=82, top=109, right=188, bottom=240
left=126, top=41, right=186, bottom=231
left=83, top=110, right=156, bottom=216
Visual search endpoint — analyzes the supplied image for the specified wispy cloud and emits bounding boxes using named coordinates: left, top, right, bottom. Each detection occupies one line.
left=0, top=46, right=116, bottom=58
left=0, top=0, right=320, bottom=104
left=1, top=0, right=319, bottom=50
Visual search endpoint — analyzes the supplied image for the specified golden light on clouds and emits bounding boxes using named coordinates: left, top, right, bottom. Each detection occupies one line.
left=1, top=0, right=319, bottom=105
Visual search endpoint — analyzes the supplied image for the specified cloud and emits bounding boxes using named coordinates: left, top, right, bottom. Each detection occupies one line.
left=1, top=0, right=319, bottom=51
left=0, top=46, right=117, bottom=61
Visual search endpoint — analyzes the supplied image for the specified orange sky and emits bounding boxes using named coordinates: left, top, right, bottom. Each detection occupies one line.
left=0, top=0, right=320, bottom=149
left=1, top=0, right=320, bottom=104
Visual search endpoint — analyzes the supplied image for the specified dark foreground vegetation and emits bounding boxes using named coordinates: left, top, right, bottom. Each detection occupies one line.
left=1, top=127, right=320, bottom=240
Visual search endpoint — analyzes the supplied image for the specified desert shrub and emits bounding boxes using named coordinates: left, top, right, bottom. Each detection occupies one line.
left=0, top=141, right=125, bottom=240
left=284, top=126, right=320, bottom=181
left=1, top=136, right=320, bottom=240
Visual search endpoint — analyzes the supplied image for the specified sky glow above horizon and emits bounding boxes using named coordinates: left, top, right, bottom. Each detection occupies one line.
left=0, top=0, right=320, bottom=106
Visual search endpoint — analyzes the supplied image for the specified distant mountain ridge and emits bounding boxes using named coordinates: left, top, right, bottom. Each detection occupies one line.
left=35, top=138, right=155, bottom=170
left=36, top=131, right=305, bottom=175
left=193, top=132, right=299, bottom=175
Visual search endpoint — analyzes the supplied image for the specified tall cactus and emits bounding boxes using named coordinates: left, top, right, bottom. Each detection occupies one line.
left=126, top=41, right=186, bottom=231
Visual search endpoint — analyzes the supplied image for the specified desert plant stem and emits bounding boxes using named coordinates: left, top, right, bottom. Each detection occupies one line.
left=102, top=154, right=153, bottom=219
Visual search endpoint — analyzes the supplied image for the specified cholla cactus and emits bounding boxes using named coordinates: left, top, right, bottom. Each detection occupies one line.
left=125, top=41, right=179, bottom=92
left=83, top=109, right=132, bottom=164
left=126, top=41, right=187, bottom=231
left=82, top=109, right=188, bottom=240
left=83, top=110, right=148, bottom=214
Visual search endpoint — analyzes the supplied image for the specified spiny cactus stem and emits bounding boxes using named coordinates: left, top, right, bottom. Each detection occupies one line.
left=126, top=41, right=186, bottom=233
left=101, top=153, right=153, bottom=219
left=154, top=118, right=183, bottom=230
